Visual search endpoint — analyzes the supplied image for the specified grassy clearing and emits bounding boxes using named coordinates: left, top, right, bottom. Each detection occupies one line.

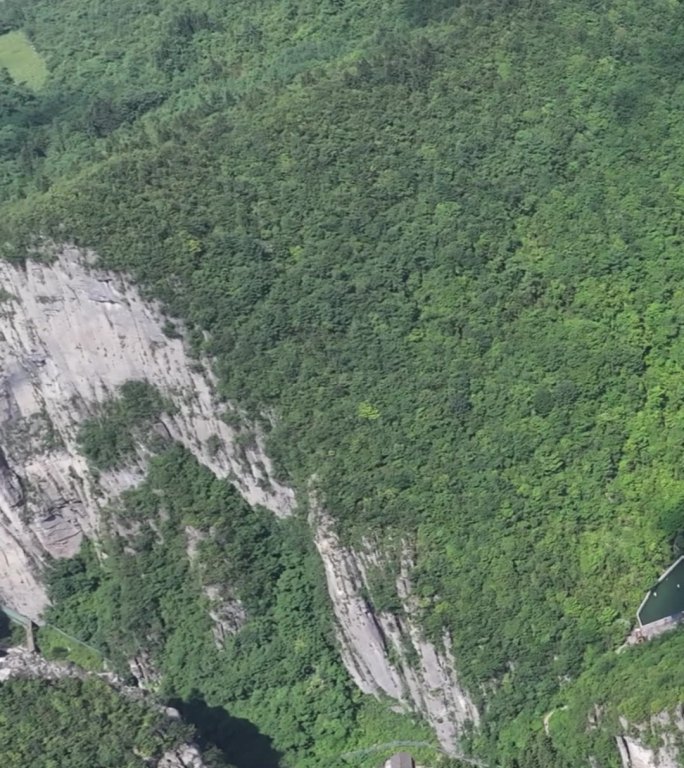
left=0, top=30, right=47, bottom=90
left=36, top=626, right=104, bottom=672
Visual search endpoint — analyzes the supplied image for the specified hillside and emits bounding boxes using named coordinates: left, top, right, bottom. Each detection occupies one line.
left=1, top=0, right=684, bottom=766
left=0, top=653, right=221, bottom=768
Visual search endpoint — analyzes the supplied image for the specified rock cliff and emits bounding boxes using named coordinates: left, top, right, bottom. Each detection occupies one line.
left=0, top=247, right=294, bottom=618
left=313, top=509, right=479, bottom=753
left=616, top=711, right=684, bottom=768
left=0, top=248, right=670, bottom=767
left=0, top=247, right=478, bottom=753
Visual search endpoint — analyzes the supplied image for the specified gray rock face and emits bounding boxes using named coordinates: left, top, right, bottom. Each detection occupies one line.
left=616, top=711, right=684, bottom=768
left=312, top=509, right=479, bottom=754
left=158, top=744, right=207, bottom=768
left=0, top=247, right=475, bottom=753
left=0, top=247, right=295, bottom=618
left=205, top=584, right=247, bottom=647
left=0, top=448, right=23, bottom=508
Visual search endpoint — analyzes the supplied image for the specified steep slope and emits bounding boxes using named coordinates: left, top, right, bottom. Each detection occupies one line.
left=0, top=247, right=293, bottom=617
left=2, top=0, right=684, bottom=765
left=617, top=715, right=683, bottom=768
left=314, top=510, right=479, bottom=751
left=0, top=248, right=475, bottom=759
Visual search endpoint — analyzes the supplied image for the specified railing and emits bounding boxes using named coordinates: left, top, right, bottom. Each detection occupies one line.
left=0, top=605, right=103, bottom=658
left=338, top=740, right=487, bottom=767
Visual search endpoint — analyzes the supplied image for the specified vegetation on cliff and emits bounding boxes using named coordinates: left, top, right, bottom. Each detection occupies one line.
left=2, top=0, right=684, bottom=764
left=46, top=444, right=434, bottom=768
left=78, top=380, right=170, bottom=469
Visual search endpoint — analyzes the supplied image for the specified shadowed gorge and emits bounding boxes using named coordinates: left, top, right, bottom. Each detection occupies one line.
left=171, top=696, right=283, bottom=768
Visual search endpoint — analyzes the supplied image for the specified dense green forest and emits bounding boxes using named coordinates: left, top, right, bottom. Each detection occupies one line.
left=0, top=676, right=210, bottom=768
left=45, top=441, right=435, bottom=768
left=2, top=0, right=684, bottom=764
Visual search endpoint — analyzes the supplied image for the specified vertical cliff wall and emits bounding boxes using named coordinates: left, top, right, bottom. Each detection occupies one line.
left=313, top=509, right=479, bottom=753
left=0, top=247, right=294, bottom=617
left=0, top=247, right=477, bottom=754
left=616, top=711, right=684, bottom=768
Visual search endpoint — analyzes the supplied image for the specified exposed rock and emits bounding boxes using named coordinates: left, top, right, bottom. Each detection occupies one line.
left=0, top=247, right=477, bottom=752
left=205, top=584, right=247, bottom=647
left=0, top=447, right=23, bottom=508
left=0, top=645, right=141, bottom=699
left=34, top=503, right=83, bottom=558
left=185, top=525, right=207, bottom=565
left=129, top=650, right=162, bottom=689
left=158, top=743, right=207, bottom=768
left=0, top=646, right=77, bottom=684
left=312, top=508, right=479, bottom=754
left=0, top=247, right=295, bottom=619
left=617, top=711, right=684, bottom=768
left=184, top=526, right=246, bottom=646
left=0, top=530, right=47, bottom=617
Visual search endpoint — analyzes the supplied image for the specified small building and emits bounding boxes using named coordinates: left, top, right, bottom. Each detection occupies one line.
left=387, top=753, right=415, bottom=768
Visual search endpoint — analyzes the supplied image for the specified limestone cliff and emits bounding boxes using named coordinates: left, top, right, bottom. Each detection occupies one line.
left=0, top=247, right=478, bottom=754
left=313, top=509, right=479, bottom=753
left=0, top=247, right=294, bottom=618
left=616, top=711, right=684, bottom=768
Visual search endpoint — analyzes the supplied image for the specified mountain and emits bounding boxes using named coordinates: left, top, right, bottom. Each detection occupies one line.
left=0, top=0, right=683, bottom=766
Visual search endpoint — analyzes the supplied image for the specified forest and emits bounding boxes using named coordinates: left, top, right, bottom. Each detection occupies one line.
left=0, top=676, right=214, bottom=768
left=2, top=0, right=684, bottom=765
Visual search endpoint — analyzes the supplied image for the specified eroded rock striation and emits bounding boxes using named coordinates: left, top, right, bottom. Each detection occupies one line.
left=0, top=247, right=294, bottom=617
left=616, top=711, right=684, bottom=768
left=313, top=509, right=479, bottom=753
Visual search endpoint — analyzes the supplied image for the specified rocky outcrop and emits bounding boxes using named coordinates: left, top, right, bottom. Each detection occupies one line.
left=616, top=737, right=677, bottom=768
left=0, top=644, right=142, bottom=697
left=129, top=650, right=162, bottom=689
left=313, top=510, right=479, bottom=754
left=205, top=584, right=246, bottom=647
left=185, top=526, right=247, bottom=646
left=0, top=645, right=83, bottom=684
left=616, top=711, right=684, bottom=768
left=158, top=744, right=207, bottom=768
left=0, top=247, right=295, bottom=618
